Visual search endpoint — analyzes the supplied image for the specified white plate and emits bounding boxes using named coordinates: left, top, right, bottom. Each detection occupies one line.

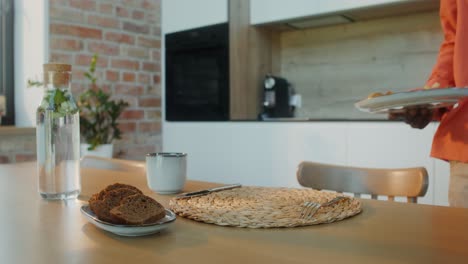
left=81, top=205, right=176, bottom=237
left=355, top=87, right=468, bottom=114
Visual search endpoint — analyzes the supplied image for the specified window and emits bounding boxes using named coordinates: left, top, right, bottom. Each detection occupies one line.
left=0, top=0, right=14, bottom=125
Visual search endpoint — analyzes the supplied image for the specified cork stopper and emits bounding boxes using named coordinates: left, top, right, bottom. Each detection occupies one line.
left=43, top=63, right=72, bottom=87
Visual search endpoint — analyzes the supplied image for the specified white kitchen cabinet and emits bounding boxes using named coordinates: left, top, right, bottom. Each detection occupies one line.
left=250, top=0, right=319, bottom=25
left=163, top=121, right=451, bottom=206
left=250, top=0, right=430, bottom=25
left=162, top=0, right=228, bottom=34
left=163, top=122, right=348, bottom=188
left=319, top=0, right=408, bottom=16
left=163, top=121, right=452, bottom=206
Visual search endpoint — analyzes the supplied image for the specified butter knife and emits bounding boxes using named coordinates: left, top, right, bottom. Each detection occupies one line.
left=175, top=184, right=242, bottom=199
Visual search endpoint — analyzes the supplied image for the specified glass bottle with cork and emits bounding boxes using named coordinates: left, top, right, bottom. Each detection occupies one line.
left=36, top=63, right=81, bottom=199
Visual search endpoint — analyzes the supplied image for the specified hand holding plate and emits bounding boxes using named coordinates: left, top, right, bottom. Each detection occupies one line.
left=388, top=105, right=433, bottom=129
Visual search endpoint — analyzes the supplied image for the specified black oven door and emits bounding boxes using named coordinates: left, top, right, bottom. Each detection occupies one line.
left=165, top=23, right=229, bottom=121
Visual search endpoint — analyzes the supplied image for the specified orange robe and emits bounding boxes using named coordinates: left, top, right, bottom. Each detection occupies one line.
left=426, top=0, right=468, bottom=163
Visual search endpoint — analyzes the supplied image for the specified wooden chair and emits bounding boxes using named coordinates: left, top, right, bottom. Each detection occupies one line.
left=296, top=161, right=429, bottom=203
left=80, top=155, right=146, bottom=174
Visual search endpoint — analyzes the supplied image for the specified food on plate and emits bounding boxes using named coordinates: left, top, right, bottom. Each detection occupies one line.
left=89, top=183, right=142, bottom=205
left=99, top=183, right=143, bottom=198
left=367, top=91, right=393, bottom=99
left=110, top=194, right=166, bottom=225
left=88, top=183, right=166, bottom=225
left=89, top=188, right=142, bottom=223
left=367, top=92, right=384, bottom=99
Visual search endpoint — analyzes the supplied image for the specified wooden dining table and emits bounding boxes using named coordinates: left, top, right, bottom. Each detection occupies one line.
left=1, top=162, right=467, bottom=264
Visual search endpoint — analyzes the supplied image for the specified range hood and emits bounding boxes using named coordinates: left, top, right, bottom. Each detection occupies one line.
left=282, top=0, right=440, bottom=29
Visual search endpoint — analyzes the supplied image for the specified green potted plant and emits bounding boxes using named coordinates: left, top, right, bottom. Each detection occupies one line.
left=28, top=54, right=129, bottom=158
left=78, top=54, right=129, bottom=158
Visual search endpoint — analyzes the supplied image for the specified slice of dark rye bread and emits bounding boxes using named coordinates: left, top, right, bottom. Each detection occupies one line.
left=94, top=183, right=143, bottom=201
left=89, top=183, right=143, bottom=212
left=88, top=183, right=166, bottom=225
left=110, top=194, right=166, bottom=225
left=89, top=188, right=142, bottom=223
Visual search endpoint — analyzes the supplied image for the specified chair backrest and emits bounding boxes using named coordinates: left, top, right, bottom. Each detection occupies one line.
left=296, top=161, right=429, bottom=203
left=80, top=155, right=146, bottom=174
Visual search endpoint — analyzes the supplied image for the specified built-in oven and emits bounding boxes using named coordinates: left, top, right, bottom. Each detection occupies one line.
left=165, top=23, right=229, bottom=121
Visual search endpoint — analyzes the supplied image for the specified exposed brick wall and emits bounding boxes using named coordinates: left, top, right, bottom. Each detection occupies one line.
left=49, top=0, right=162, bottom=160
left=0, top=129, right=36, bottom=164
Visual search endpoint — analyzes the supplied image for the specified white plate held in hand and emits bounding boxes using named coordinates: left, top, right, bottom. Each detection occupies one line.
left=355, top=87, right=468, bottom=114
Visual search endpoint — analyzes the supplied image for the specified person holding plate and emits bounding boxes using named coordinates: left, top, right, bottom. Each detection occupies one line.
left=389, top=0, right=468, bottom=207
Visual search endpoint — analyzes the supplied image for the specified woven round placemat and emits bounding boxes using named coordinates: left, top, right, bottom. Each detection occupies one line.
left=169, top=186, right=362, bottom=228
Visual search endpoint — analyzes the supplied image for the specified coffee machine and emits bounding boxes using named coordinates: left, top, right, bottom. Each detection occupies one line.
left=259, top=75, right=295, bottom=119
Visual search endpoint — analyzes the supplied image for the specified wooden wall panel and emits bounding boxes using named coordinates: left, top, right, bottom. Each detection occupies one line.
left=229, top=0, right=251, bottom=120
left=229, top=0, right=277, bottom=120
left=280, top=11, right=442, bottom=120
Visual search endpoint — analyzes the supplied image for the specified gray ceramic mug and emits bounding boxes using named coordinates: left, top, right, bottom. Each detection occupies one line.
left=146, top=153, right=187, bottom=194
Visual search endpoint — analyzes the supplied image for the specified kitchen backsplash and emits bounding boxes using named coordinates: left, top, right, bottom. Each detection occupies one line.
left=280, top=11, right=442, bottom=120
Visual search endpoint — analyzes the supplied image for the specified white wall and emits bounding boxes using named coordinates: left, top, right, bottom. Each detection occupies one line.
left=162, top=0, right=228, bottom=34
left=14, top=0, right=48, bottom=127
